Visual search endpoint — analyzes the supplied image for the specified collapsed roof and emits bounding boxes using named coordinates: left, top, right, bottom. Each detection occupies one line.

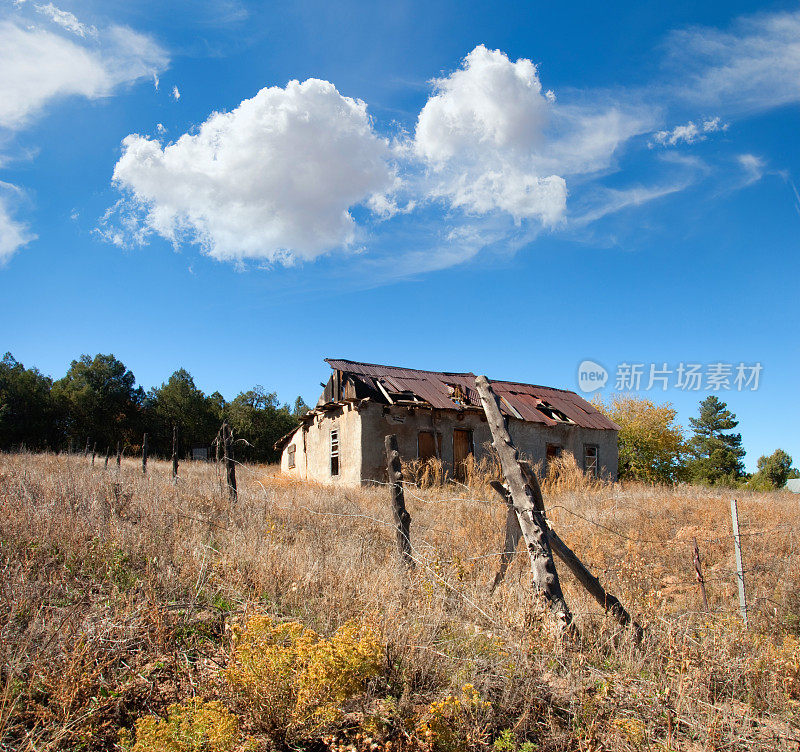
left=322, top=359, right=619, bottom=431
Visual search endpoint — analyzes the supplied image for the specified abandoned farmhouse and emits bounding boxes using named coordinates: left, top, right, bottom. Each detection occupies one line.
left=275, top=359, right=620, bottom=485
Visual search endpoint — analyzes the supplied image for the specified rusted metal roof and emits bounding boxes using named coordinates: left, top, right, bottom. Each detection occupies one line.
left=324, top=359, right=619, bottom=431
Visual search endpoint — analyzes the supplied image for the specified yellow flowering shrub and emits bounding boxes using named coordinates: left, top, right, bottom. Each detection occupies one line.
left=120, top=699, right=239, bottom=752
left=417, top=684, right=493, bottom=752
left=227, top=616, right=383, bottom=740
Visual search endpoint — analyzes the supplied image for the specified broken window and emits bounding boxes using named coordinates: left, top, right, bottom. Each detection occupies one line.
left=417, top=430, right=442, bottom=460
left=287, top=444, right=296, bottom=469
left=584, top=444, right=599, bottom=478
left=330, top=428, right=340, bottom=476
left=536, top=401, right=574, bottom=423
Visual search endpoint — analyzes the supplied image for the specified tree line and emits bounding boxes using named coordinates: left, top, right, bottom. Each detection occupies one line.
left=0, top=352, right=309, bottom=463
left=593, top=393, right=798, bottom=490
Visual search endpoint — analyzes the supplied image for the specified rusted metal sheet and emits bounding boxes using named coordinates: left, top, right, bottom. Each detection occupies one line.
left=323, top=359, right=619, bottom=431
left=499, top=391, right=555, bottom=425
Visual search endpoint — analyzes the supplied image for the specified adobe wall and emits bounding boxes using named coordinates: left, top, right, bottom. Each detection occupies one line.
left=279, top=402, right=363, bottom=485
left=358, top=401, right=494, bottom=483
left=358, top=402, right=618, bottom=483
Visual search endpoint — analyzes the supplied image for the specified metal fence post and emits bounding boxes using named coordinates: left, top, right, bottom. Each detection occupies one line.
left=730, top=499, right=748, bottom=628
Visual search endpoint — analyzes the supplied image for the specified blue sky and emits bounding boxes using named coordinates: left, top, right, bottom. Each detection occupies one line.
left=1, top=0, right=798, bottom=470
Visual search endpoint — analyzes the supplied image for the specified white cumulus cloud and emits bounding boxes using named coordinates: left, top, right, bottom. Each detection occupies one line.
left=651, top=116, right=727, bottom=146
left=108, top=78, right=395, bottom=262
left=414, top=45, right=651, bottom=226
left=171, top=85, right=180, bottom=100
left=0, top=19, right=168, bottom=130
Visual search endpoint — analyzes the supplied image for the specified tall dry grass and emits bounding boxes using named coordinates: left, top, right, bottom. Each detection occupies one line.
left=1, top=451, right=799, bottom=751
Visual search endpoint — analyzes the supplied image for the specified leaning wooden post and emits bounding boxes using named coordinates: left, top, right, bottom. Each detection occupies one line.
left=730, top=499, right=748, bottom=628
left=692, top=537, right=710, bottom=612
left=489, top=473, right=643, bottom=641
left=142, top=433, right=148, bottom=475
left=104, top=446, right=111, bottom=469
left=490, top=499, right=523, bottom=593
left=171, top=425, right=179, bottom=481
left=475, top=375, right=572, bottom=628
left=525, top=462, right=641, bottom=639
left=116, top=441, right=121, bottom=470
left=84, top=437, right=91, bottom=457
left=385, top=434, right=414, bottom=569
left=91, top=442, right=97, bottom=466
left=223, top=421, right=237, bottom=501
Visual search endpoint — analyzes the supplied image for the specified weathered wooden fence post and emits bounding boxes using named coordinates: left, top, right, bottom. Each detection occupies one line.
left=116, top=441, right=121, bottom=470
left=475, top=375, right=572, bottom=628
left=223, top=421, right=237, bottom=501
left=104, top=446, right=111, bottom=469
left=692, top=537, right=710, bottom=612
left=490, top=498, right=523, bottom=593
left=142, top=433, right=148, bottom=475
left=84, top=437, right=91, bottom=457
left=91, top=442, right=96, bottom=466
left=489, top=465, right=642, bottom=641
left=730, top=499, right=748, bottom=627
left=385, top=434, right=414, bottom=569
left=172, top=425, right=179, bottom=481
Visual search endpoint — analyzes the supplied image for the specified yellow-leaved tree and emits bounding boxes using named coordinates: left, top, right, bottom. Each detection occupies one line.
left=592, top=394, right=686, bottom=483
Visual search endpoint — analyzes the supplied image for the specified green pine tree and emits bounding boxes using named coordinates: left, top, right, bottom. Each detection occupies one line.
left=686, top=396, right=746, bottom=485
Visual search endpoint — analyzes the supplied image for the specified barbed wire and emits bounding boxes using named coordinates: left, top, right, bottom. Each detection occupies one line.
left=370, top=479, right=800, bottom=548
left=22, top=458, right=800, bottom=626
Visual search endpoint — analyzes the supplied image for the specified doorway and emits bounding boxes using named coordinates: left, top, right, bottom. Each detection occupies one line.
left=453, top=428, right=473, bottom=482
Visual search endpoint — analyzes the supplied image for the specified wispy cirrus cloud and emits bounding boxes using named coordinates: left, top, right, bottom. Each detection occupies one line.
left=0, top=182, right=35, bottom=265
left=0, top=17, right=168, bottom=131
left=34, top=2, right=96, bottom=38
left=666, top=10, right=800, bottom=115
left=737, top=153, right=766, bottom=186
left=0, top=5, right=168, bottom=264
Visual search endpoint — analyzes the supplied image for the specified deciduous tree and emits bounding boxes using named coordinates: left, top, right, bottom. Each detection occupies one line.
left=226, top=386, right=298, bottom=464
left=750, top=449, right=794, bottom=490
left=592, top=394, right=685, bottom=483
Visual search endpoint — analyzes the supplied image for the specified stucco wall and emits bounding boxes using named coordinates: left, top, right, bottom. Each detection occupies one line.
left=279, top=403, right=362, bottom=485
left=507, top=419, right=618, bottom=479
left=358, top=402, right=618, bottom=483
left=281, top=400, right=618, bottom=485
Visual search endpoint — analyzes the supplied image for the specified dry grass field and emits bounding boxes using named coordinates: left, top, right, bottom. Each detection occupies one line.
left=2, top=451, right=800, bottom=751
